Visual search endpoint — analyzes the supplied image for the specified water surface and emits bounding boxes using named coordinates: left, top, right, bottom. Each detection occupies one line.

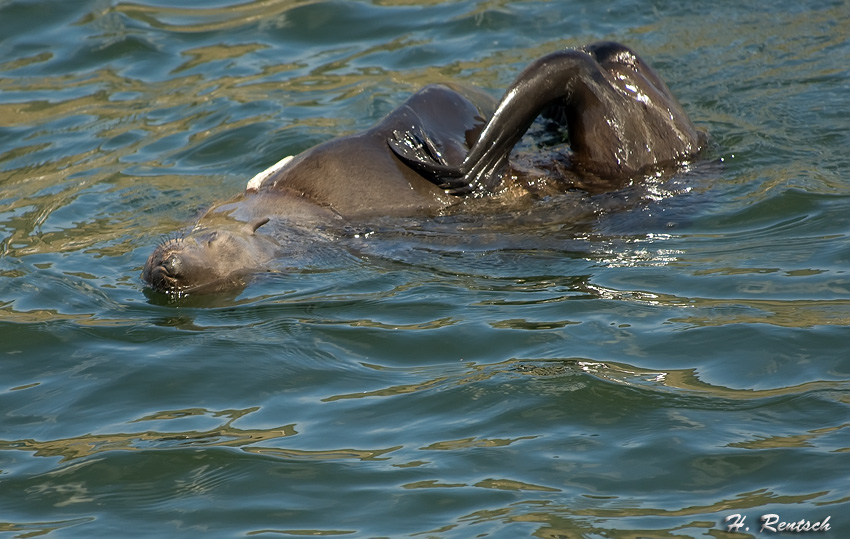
left=2, top=0, right=849, bottom=537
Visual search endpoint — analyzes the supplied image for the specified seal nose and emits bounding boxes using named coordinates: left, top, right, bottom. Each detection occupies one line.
left=161, top=253, right=182, bottom=278
left=142, top=246, right=185, bottom=293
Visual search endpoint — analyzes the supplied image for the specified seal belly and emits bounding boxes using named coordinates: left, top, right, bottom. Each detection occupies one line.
left=265, top=84, right=494, bottom=218
left=267, top=133, right=449, bottom=218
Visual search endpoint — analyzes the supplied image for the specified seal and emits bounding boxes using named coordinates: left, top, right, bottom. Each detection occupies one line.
left=142, top=41, right=704, bottom=296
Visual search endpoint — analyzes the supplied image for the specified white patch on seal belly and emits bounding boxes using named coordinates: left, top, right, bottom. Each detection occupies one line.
left=246, top=155, right=294, bottom=192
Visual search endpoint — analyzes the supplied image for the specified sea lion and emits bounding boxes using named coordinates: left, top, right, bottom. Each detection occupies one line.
left=142, top=41, right=704, bottom=296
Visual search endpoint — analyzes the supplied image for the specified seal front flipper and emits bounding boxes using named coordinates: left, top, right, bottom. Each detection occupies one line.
left=388, top=128, right=472, bottom=194
left=392, top=50, right=608, bottom=197
left=388, top=127, right=507, bottom=196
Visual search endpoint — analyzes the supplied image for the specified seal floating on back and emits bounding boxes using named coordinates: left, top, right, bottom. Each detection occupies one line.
left=142, top=41, right=704, bottom=296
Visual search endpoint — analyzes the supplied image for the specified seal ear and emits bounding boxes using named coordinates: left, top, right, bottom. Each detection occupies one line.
left=244, top=217, right=270, bottom=235
left=388, top=128, right=472, bottom=194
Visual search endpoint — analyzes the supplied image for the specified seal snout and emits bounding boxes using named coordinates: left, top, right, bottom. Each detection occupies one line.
left=142, top=239, right=187, bottom=294
left=159, top=253, right=182, bottom=280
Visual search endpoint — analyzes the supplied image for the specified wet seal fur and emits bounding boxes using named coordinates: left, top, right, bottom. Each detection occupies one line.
left=142, top=42, right=705, bottom=297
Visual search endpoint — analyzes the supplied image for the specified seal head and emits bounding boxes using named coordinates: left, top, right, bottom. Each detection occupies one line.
left=142, top=217, right=275, bottom=296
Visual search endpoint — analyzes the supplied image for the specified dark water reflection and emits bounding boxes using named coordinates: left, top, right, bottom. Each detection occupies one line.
left=2, top=0, right=850, bottom=537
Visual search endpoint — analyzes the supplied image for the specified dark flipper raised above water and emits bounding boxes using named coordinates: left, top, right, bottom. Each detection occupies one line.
left=389, top=41, right=704, bottom=196
left=388, top=127, right=471, bottom=194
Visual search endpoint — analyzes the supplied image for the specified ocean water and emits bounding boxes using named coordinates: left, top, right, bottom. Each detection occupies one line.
left=2, top=0, right=850, bottom=537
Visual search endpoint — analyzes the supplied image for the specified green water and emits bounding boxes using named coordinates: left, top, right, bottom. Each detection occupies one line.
left=2, top=0, right=849, bottom=537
